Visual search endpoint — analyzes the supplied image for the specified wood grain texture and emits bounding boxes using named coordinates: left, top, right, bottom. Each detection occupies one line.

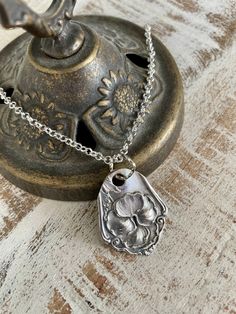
left=0, top=0, right=236, bottom=313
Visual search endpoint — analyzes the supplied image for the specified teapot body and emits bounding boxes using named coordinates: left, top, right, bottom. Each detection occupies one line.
left=0, top=15, right=184, bottom=200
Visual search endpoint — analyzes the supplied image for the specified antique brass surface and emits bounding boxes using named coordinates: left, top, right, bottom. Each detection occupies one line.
left=0, top=1, right=184, bottom=201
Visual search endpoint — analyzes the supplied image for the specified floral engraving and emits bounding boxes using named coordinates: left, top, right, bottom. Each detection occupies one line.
left=84, top=65, right=163, bottom=150
left=98, top=169, right=167, bottom=255
left=107, top=192, right=159, bottom=250
left=102, top=27, right=140, bottom=50
left=3, top=91, right=72, bottom=161
left=0, top=36, right=30, bottom=85
left=98, top=70, right=143, bottom=132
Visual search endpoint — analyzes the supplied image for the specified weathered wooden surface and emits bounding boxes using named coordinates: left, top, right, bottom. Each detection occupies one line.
left=0, top=0, right=236, bottom=313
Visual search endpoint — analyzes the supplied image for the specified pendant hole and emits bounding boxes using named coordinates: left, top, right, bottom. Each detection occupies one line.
left=76, top=120, right=96, bottom=150
left=112, top=174, right=126, bottom=187
left=0, top=87, right=14, bottom=104
left=126, top=54, right=149, bottom=69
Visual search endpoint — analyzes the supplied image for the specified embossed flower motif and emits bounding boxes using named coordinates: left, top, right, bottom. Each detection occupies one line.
left=0, top=38, right=30, bottom=83
left=106, top=192, right=158, bottom=250
left=97, top=70, right=143, bottom=132
left=103, top=28, right=139, bottom=50
left=9, top=92, right=68, bottom=158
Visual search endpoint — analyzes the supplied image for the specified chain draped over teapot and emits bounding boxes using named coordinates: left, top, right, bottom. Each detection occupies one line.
left=0, top=0, right=184, bottom=200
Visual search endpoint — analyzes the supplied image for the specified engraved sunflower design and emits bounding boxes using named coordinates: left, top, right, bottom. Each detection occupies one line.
left=8, top=91, right=70, bottom=160
left=106, top=192, right=159, bottom=251
left=97, top=70, right=144, bottom=132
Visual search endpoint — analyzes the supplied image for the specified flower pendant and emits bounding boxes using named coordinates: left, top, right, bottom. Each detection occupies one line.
left=97, top=169, right=167, bottom=255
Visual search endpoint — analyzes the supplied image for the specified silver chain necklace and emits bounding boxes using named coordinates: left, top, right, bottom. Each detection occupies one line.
left=0, top=25, right=167, bottom=256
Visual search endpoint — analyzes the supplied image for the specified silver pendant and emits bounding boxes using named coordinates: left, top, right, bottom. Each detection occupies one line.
left=97, top=168, right=167, bottom=255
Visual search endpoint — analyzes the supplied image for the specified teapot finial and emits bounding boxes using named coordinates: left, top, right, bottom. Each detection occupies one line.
left=0, top=0, right=84, bottom=58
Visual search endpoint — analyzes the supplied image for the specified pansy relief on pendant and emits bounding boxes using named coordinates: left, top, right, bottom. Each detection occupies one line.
left=98, top=169, right=167, bottom=255
left=107, top=192, right=159, bottom=250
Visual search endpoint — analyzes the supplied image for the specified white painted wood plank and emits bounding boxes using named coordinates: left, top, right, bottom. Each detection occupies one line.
left=0, top=1, right=235, bottom=313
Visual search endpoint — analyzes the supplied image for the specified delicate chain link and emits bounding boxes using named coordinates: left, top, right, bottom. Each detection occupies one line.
left=0, top=25, right=155, bottom=166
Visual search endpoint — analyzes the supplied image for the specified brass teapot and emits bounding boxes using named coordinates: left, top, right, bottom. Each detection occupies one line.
left=0, top=0, right=183, bottom=200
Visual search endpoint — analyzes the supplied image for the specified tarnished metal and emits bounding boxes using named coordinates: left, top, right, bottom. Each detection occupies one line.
left=0, top=0, right=84, bottom=58
left=0, top=0, right=184, bottom=201
left=0, top=25, right=157, bottom=167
